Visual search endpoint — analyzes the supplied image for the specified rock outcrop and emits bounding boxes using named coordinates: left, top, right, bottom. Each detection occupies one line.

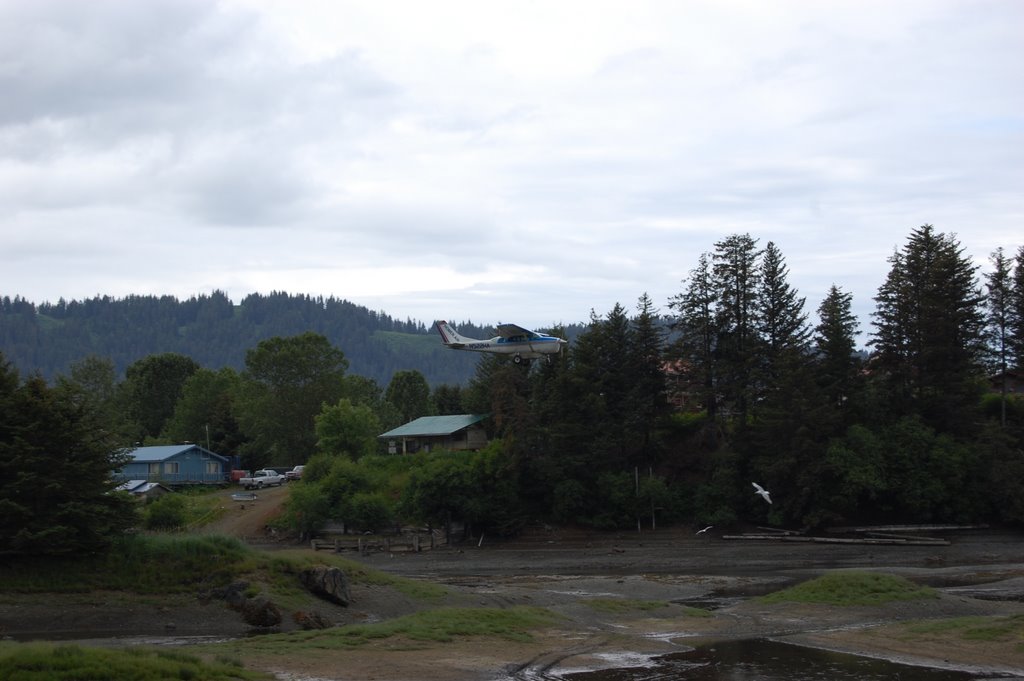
left=299, top=565, right=351, bottom=606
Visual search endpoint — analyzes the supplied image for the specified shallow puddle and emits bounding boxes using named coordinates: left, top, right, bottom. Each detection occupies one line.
left=560, top=638, right=1006, bottom=680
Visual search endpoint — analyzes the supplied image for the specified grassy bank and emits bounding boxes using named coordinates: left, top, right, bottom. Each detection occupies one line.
left=0, top=534, right=251, bottom=593
left=758, top=571, right=937, bottom=606
left=904, top=613, right=1024, bottom=646
left=0, top=642, right=273, bottom=681
left=206, top=605, right=561, bottom=658
left=0, top=534, right=445, bottom=607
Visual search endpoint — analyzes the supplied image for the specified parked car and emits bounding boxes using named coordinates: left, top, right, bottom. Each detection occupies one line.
left=285, top=465, right=304, bottom=481
left=238, top=469, right=285, bottom=489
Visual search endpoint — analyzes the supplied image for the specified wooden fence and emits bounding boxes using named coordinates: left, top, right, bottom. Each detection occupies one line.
left=310, top=530, right=445, bottom=554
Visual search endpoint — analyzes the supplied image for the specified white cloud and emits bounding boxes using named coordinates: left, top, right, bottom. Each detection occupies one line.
left=1, top=0, right=1022, bottom=340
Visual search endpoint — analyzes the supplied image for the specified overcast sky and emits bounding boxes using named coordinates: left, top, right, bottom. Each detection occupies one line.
left=1, top=1, right=1021, bottom=344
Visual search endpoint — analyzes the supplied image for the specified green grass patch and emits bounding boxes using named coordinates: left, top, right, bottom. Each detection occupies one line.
left=218, top=606, right=559, bottom=654
left=757, top=571, right=937, bottom=606
left=254, top=549, right=447, bottom=602
left=181, top=488, right=229, bottom=529
left=0, top=535, right=445, bottom=618
left=0, top=642, right=272, bottom=680
left=0, top=534, right=252, bottom=593
left=906, top=614, right=1024, bottom=643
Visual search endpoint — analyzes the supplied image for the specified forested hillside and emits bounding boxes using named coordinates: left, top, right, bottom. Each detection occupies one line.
left=0, top=291, right=556, bottom=387
left=2, top=228, right=1024, bottom=547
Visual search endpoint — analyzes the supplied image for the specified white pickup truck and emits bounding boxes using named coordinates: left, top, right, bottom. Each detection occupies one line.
left=239, top=469, right=286, bottom=489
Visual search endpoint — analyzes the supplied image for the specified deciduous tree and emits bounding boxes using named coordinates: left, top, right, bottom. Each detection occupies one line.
left=236, top=333, right=348, bottom=467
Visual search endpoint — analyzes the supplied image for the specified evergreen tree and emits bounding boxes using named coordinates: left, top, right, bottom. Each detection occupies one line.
left=986, top=247, right=1015, bottom=427
left=627, top=293, right=669, bottom=466
left=756, top=242, right=810, bottom=359
left=572, top=304, right=634, bottom=471
left=712, top=233, right=762, bottom=422
left=431, top=384, right=465, bottom=415
left=56, top=355, right=135, bottom=446
left=870, top=225, right=987, bottom=435
left=0, top=354, right=137, bottom=556
left=815, top=285, right=861, bottom=413
left=745, top=243, right=819, bottom=525
left=669, top=252, right=720, bottom=438
left=1012, top=246, right=1024, bottom=370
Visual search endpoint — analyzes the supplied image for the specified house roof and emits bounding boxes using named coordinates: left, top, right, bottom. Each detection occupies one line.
left=115, top=480, right=169, bottom=494
left=378, top=414, right=488, bottom=439
left=126, top=444, right=228, bottom=463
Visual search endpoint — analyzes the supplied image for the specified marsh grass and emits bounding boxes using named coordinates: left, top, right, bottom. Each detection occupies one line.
left=0, top=642, right=272, bottom=680
left=0, top=534, right=251, bottom=593
left=906, top=613, right=1024, bottom=645
left=757, top=571, right=937, bottom=606
left=249, top=549, right=447, bottom=602
left=0, top=535, right=443, bottom=605
left=216, top=606, right=560, bottom=654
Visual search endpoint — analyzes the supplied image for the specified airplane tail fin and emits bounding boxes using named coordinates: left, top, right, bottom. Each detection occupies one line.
left=435, top=320, right=472, bottom=347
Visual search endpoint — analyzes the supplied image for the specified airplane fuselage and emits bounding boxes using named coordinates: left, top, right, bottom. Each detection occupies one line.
left=463, top=335, right=562, bottom=358
left=436, top=320, right=567, bottom=363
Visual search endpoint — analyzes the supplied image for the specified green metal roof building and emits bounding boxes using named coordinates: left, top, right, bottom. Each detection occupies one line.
left=378, top=414, right=489, bottom=454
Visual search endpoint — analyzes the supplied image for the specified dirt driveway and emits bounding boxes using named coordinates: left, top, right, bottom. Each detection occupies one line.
left=197, top=483, right=291, bottom=540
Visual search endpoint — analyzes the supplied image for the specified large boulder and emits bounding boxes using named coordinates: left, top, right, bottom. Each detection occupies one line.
left=200, top=581, right=249, bottom=608
left=299, top=565, right=351, bottom=606
left=240, top=595, right=282, bottom=628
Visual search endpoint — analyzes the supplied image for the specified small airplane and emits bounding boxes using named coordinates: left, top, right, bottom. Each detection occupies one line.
left=752, top=482, right=772, bottom=504
left=435, top=320, right=568, bottom=364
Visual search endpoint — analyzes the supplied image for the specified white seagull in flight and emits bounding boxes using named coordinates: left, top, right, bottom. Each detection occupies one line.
left=696, top=525, right=713, bottom=535
left=752, top=482, right=772, bottom=504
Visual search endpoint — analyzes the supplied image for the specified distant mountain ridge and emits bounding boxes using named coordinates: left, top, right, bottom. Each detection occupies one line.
left=0, top=291, right=578, bottom=387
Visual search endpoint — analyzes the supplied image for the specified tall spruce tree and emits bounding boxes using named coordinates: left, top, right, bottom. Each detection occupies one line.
left=755, top=241, right=811, bottom=398
left=1012, top=246, right=1024, bottom=370
left=814, top=284, right=861, bottom=413
left=669, top=252, right=720, bottom=434
left=627, top=293, right=669, bottom=466
left=572, top=304, right=634, bottom=471
left=986, top=247, right=1015, bottom=426
left=757, top=243, right=810, bottom=347
left=870, top=225, right=986, bottom=435
left=712, top=233, right=762, bottom=423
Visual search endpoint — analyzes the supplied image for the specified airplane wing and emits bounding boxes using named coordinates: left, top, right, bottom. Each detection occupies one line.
left=496, top=323, right=534, bottom=338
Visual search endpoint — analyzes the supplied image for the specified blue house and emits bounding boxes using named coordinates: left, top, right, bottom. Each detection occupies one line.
left=118, top=444, right=231, bottom=485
